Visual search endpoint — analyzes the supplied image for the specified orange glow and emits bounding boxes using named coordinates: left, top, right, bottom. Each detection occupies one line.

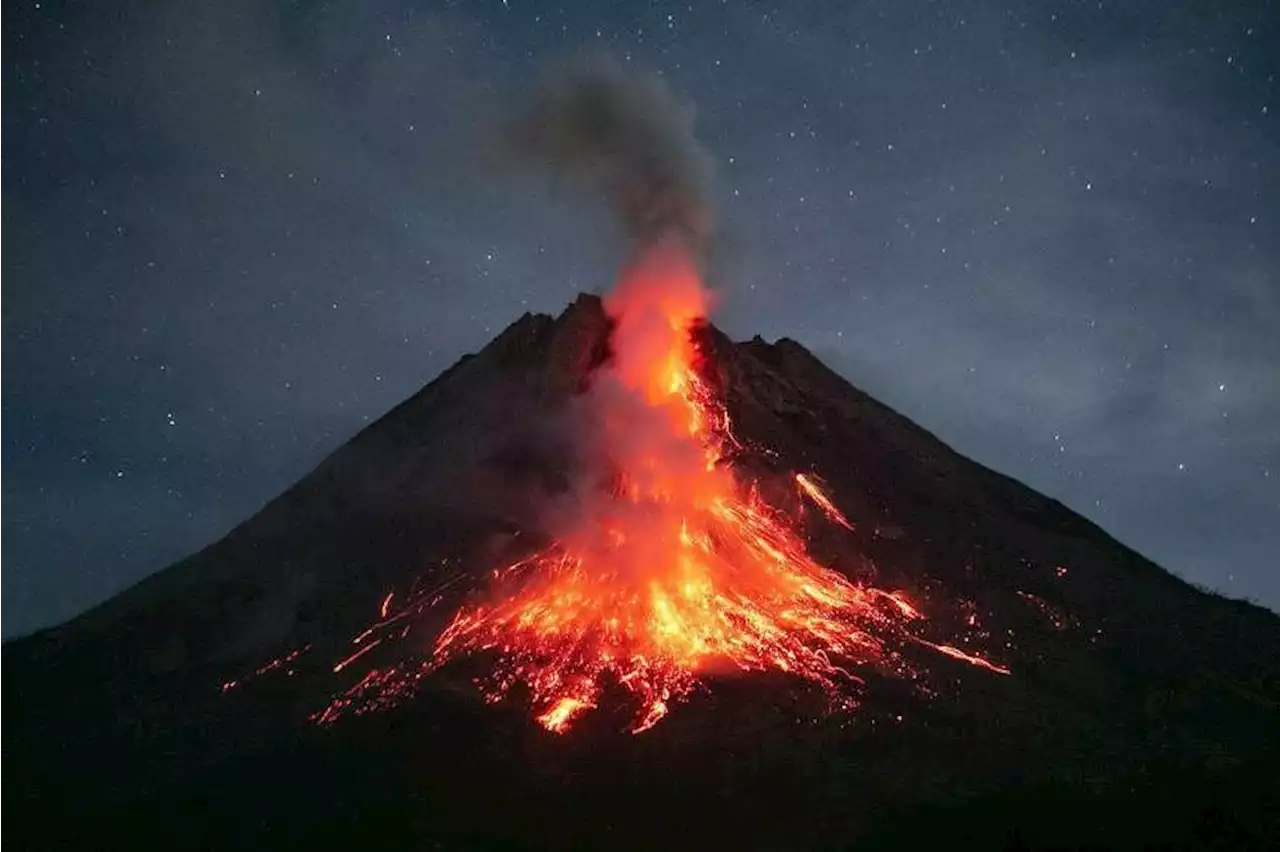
left=416, top=241, right=1009, bottom=733
left=333, top=639, right=382, bottom=673
left=921, top=641, right=1011, bottom=675
left=795, top=473, right=855, bottom=530
left=286, top=241, right=1011, bottom=733
left=537, top=696, right=596, bottom=733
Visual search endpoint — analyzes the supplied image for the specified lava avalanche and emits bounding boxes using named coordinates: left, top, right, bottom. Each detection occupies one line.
left=228, top=63, right=1011, bottom=734
left=297, top=240, right=1009, bottom=734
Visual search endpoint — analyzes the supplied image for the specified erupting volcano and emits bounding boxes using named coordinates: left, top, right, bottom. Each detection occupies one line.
left=9, top=58, right=1280, bottom=852
left=272, top=59, right=1009, bottom=735
left=304, top=239, right=1007, bottom=735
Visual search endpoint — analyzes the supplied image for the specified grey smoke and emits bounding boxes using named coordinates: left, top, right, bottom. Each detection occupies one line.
left=504, top=56, right=717, bottom=260
left=480, top=58, right=724, bottom=547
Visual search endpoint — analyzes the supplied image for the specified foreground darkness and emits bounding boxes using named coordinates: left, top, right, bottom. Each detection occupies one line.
left=6, top=296, right=1280, bottom=850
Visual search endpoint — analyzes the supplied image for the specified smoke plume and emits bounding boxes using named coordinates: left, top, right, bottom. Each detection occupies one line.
left=505, top=56, right=716, bottom=262
left=495, top=59, right=726, bottom=566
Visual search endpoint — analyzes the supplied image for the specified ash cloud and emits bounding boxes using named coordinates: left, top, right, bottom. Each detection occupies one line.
left=503, top=56, right=717, bottom=263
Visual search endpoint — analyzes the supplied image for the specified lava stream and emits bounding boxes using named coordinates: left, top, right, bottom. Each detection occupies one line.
left=289, top=243, right=1011, bottom=735
left=419, top=242, right=1005, bottom=733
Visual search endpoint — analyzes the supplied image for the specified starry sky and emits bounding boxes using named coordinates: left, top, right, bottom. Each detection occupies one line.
left=4, top=0, right=1277, bottom=638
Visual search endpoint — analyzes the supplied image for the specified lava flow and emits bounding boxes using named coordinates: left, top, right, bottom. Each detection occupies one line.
left=215, top=67, right=1012, bottom=737
left=277, top=241, right=1012, bottom=734
left=415, top=241, right=1006, bottom=733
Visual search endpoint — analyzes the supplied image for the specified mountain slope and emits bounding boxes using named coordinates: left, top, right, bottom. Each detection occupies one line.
left=6, top=294, right=1279, bottom=851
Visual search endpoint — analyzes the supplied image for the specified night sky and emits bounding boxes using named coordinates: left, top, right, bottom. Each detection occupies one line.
left=4, top=1, right=1277, bottom=638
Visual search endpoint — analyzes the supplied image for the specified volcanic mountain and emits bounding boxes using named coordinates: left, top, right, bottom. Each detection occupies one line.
left=6, top=293, right=1280, bottom=851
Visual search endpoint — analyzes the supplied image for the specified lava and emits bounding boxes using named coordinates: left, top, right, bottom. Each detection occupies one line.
left=333, top=639, right=382, bottom=674
left=281, top=242, right=1012, bottom=734
left=214, top=68, right=1015, bottom=739
left=415, top=241, right=1008, bottom=733
left=921, top=642, right=1012, bottom=675
left=795, top=473, right=855, bottom=530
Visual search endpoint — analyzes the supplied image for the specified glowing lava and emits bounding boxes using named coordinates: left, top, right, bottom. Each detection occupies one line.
left=796, top=473, right=855, bottom=531
left=269, top=242, right=1011, bottom=735
left=417, top=241, right=1006, bottom=733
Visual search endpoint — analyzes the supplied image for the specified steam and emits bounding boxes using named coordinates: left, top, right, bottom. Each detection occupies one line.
left=504, top=56, right=716, bottom=262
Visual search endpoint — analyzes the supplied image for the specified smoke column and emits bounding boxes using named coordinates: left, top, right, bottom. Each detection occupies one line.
left=505, top=56, right=716, bottom=263
left=504, top=57, right=723, bottom=541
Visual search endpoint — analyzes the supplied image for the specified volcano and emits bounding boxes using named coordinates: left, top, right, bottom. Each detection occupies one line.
left=6, top=285, right=1280, bottom=850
